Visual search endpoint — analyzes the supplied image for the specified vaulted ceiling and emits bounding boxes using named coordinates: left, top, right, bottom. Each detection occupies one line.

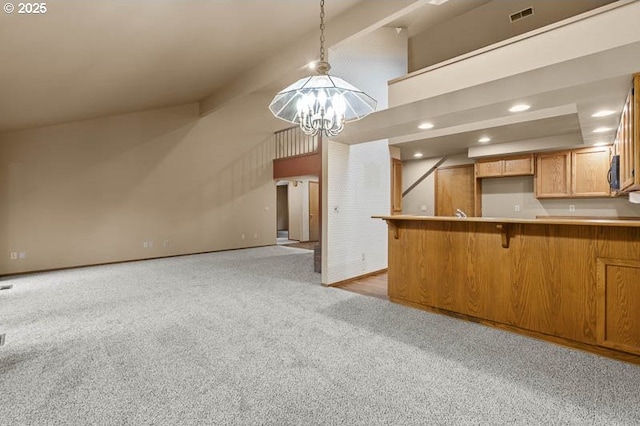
left=1, top=0, right=634, bottom=163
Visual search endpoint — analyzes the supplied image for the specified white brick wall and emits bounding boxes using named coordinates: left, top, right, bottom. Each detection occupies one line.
left=321, top=27, right=407, bottom=284
left=324, top=139, right=390, bottom=284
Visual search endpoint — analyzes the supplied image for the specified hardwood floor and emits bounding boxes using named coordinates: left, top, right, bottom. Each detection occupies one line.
left=333, top=272, right=389, bottom=301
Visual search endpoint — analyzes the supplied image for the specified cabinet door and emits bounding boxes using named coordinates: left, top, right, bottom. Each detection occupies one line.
left=618, top=74, right=640, bottom=192
left=572, top=146, right=611, bottom=197
left=503, top=155, right=534, bottom=176
left=536, top=151, right=571, bottom=198
left=619, top=90, right=634, bottom=191
left=597, top=259, right=640, bottom=355
left=475, top=159, right=502, bottom=177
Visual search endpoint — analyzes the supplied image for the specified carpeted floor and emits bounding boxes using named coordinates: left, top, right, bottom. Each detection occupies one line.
left=1, top=246, right=639, bottom=425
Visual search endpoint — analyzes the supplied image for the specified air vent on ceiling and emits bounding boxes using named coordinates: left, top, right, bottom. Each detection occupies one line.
left=510, top=7, right=534, bottom=23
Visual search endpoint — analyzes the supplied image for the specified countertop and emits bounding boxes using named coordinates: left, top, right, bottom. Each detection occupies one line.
left=373, top=215, right=640, bottom=228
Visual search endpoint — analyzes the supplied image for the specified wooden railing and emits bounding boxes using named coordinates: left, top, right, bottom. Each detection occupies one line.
left=274, top=126, right=318, bottom=160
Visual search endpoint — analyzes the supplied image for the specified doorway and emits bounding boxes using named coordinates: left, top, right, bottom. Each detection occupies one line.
left=276, top=183, right=290, bottom=241
left=275, top=178, right=319, bottom=246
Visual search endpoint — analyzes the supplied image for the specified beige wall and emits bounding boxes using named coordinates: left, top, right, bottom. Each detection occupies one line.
left=0, top=95, right=279, bottom=275
left=408, top=0, right=615, bottom=72
left=481, top=176, right=640, bottom=219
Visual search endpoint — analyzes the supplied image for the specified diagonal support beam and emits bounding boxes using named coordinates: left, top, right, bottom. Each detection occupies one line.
left=199, top=0, right=430, bottom=117
left=402, top=156, right=447, bottom=197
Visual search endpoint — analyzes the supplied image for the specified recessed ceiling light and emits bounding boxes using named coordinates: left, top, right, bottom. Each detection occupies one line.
left=413, top=152, right=423, bottom=158
left=509, top=104, right=530, bottom=112
left=418, top=122, right=434, bottom=130
left=593, top=127, right=612, bottom=133
left=591, top=110, right=615, bottom=118
left=478, top=136, right=491, bottom=143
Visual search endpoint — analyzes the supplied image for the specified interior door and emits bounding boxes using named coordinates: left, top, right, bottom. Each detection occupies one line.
left=435, top=164, right=475, bottom=217
left=309, top=181, right=319, bottom=241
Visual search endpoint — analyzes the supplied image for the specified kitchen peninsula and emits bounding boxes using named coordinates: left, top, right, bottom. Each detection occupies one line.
left=375, top=215, right=640, bottom=363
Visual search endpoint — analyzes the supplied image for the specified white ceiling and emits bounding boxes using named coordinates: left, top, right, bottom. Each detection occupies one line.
left=0, top=0, right=363, bottom=132
left=332, top=1, right=640, bottom=161
left=0, top=0, right=496, bottom=134
left=1, top=0, right=635, bottom=163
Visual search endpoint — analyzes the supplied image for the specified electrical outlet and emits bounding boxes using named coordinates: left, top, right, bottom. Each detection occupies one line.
left=514, top=205, right=520, bottom=212
left=420, top=205, right=427, bottom=212
left=18, top=252, right=26, bottom=259
left=241, top=234, right=245, bottom=240
left=569, top=205, right=576, bottom=212
left=148, top=241, right=153, bottom=248
left=143, top=242, right=148, bottom=248
left=253, top=233, right=258, bottom=239
left=9, top=252, right=18, bottom=260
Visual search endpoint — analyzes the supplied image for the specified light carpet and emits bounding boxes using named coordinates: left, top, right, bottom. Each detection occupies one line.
left=1, top=246, right=639, bottom=425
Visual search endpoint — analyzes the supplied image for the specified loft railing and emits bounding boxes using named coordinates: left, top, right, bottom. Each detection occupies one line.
left=274, top=126, right=318, bottom=160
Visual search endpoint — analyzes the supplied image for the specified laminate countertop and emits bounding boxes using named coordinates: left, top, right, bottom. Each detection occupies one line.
left=373, top=215, right=640, bottom=228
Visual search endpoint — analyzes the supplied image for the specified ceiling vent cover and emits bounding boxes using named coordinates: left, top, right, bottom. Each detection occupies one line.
left=510, top=7, right=534, bottom=23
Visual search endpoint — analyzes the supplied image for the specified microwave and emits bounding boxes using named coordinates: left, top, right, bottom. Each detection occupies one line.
left=608, top=155, right=620, bottom=190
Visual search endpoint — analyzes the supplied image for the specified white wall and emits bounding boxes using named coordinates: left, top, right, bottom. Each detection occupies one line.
left=324, top=139, right=390, bottom=284
left=322, top=27, right=407, bottom=284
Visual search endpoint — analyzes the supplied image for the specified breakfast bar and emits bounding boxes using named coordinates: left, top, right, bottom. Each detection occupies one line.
left=375, top=215, right=640, bottom=363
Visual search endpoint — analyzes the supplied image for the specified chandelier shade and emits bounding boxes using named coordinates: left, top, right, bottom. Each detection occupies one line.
left=268, top=0, right=377, bottom=137
left=268, top=74, right=377, bottom=137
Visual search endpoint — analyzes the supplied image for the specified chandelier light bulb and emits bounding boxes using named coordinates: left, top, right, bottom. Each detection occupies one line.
left=268, top=0, right=376, bottom=137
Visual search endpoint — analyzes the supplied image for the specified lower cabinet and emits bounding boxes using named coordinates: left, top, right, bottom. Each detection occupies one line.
left=597, top=258, right=640, bottom=355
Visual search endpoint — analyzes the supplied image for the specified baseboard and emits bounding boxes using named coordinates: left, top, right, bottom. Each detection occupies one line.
left=0, top=244, right=275, bottom=278
left=324, top=268, right=388, bottom=287
left=390, top=296, right=640, bottom=366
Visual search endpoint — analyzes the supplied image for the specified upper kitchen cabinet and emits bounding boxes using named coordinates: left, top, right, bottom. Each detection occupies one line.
left=475, top=154, right=534, bottom=178
left=536, top=147, right=612, bottom=198
left=615, top=74, right=640, bottom=193
left=572, top=146, right=613, bottom=197
left=536, top=151, right=572, bottom=198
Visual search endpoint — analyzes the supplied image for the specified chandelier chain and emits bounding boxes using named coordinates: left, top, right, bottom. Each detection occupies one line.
left=319, top=0, right=325, bottom=62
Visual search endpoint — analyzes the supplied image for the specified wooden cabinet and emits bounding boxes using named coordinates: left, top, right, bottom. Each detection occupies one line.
left=536, top=151, right=571, bottom=197
left=536, top=147, right=611, bottom=198
left=572, top=146, right=613, bottom=197
left=615, top=74, right=640, bottom=193
left=475, top=154, right=534, bottom=178
left=391, top=158, right=402, bottom=214
left=381, top=215, right=640, bottom=362
left=597, top=259, right=640, bottom=355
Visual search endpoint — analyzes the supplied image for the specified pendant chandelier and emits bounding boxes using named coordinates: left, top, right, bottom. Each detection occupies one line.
left=268, top=0, right=377, bottom=137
